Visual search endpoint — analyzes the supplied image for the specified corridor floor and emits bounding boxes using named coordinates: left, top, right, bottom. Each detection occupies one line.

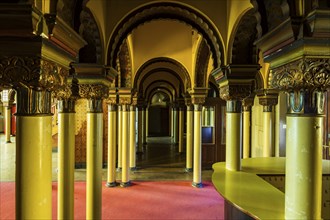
left=0, top=134, right=212, bottom=182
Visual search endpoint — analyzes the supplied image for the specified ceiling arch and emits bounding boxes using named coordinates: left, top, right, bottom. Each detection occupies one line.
left=107, top=1, right=224, bottom=69
left=134, top=57, right=191, bottom=94
left=144, top=80, right=177, bottom=101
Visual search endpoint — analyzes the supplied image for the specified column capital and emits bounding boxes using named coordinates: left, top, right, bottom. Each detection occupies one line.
left=79, top=84, right=109, bottom=100
left=242, top=95, right=255, bottom=112
left=219, top=81, right=253, bottom=101
left=118, top=88, right=132, bottom=106
left=257, top=89, right=279, bottom=112
left=270, top=58, right=330, bottom=92
left=105, top=88, right=117, bottom=105
left=188, top=87, right=208, bottom=105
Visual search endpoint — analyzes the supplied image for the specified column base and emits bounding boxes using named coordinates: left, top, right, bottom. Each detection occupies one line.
left=116, top=167, right=122, bottom=172
left=192, top=182, right=203, bottom=188
left=130, top=167, right=137, bottom=171
left=105, top=182, right=118, bottom=188
left=120, top=181, right=132, bottom=188
left=185, top=168, right=193, bottom=172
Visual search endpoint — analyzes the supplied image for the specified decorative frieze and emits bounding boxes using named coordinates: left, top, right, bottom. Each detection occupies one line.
left=271, top=58, right=330, bottom=91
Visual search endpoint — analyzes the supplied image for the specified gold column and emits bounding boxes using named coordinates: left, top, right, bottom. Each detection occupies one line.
left=57, top=98, right=76, bottom=220
left=106, top=103, right=117, bottom=187
left=86, top=98, right=103, bottom=220
left=225, top=100, right=242, bottom=171
left=185, top=103, right=193, bottom=172
left=192, top=103, right=202, bottom=187
left=121, top=104, right=131, bottom=187
left=242, top=97, right=253, bottom=159
left=15, top=89, right=52, bottom=219
left=258, top=90, right=278, bottom=157
left=189, top=88, right=208, bottom=188
left=142, top=107, right=147, bottom=145
left=270, top=58, right=329, bottom=220
left=137, top=106, right=143, bottom=153
left=173, top=107, right=178, bottom=143
left=117, top=105, right=122, bottom=171
left=284, top=89, right=324, bottom=219
left=178, top=107, right=184, bottom=153
left=129, top=105, right=136, bottom=170
left=5, top=105, right=11, bottom=143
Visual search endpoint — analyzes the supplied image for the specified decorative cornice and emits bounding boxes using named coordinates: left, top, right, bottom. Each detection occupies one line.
left=270, top=58, right=330, bottom=91
left=79, top=84, right=108, bottom=100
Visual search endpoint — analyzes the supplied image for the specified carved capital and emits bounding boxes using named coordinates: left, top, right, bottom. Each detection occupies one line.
left=106, top=88, right=117, bottom=105
left=226, top=100, right=242, bottom=113
left=188, top=87, right=208, bottom=106
left=79, top=84, right=108, bottom=100
left=118, top=88, right=132, bottom=106
left=0, top=56, right=67, bottom=91
left=119, top=97, right=131, bottom=106
left=257, top=89, right=279, bottom=112
left=242, top=96, right=254, bottom=112
left=57, top=99, right=76, bottom=113
left=220, top=84, right=252, bottom=101
left=271, top=58, right=330, bottom=91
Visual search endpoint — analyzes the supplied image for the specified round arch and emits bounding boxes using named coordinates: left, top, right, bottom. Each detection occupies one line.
left=107, top=1, right=224, bottom=69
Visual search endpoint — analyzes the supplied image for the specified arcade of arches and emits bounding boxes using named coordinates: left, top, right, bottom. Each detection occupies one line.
left=0, top=0, right=329, bottom=219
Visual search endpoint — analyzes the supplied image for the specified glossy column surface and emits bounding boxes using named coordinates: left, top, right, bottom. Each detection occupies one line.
left=173, top=109, right=178, bottom=143
left=16, top=116, right=52, bottom=219
left=242, top=111, right=250, bottom=159
left=226, top=113, right=241, bottom=171
left=192, top=107, right=202, bottom=187
left=117, top=108, right=122, bottom=170
left=137, top=110, right=143, bottom=152
left=285, top=116, right=323, bottom=220
left=5, top=107, right=11, bottom=143
left=106, top=108, right=117, bottom=186
left=121, top=107, right=130, bottom=186
left=178, top=110, right=184, bottom=153
left=129, top=107, right=136, bottom=169
left=58, top=113, right=75, bottom=219
left=263, top=111, right=273, bottom=157
left=186, top=109, right=193, bottom=171
left=86, top=113, right=103, bottom=220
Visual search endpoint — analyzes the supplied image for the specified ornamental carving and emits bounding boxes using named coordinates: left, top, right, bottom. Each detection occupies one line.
left=0, top=56, right=66, bottom=91
left=271, top=58, right=330, bottom=91
left=220, top=84, right=252, bottom=101
left=191, top=97, right=205, bottom=105
left=119, top=97, right=131, bottom=105
left=79, top=84, right=108, bottom=99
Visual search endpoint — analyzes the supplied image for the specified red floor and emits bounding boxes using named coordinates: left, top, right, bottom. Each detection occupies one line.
left=0, top=181, right=224, bottom=219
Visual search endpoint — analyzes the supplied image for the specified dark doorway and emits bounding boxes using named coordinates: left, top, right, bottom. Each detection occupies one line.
left=148, top=106, right=170, bottom=137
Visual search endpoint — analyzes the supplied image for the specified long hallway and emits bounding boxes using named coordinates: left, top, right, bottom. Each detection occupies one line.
left=0, top=134, right=212, bottom=182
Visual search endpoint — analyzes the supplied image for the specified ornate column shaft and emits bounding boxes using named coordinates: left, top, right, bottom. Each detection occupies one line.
left=271, top=58, right=330, bottom=220
left=220, top=83, right=252, bottom=171
left=189, top=88, right=208, bottom=188
left=185, top=98, right=194, bottom=172
left=106, top=90, right=117, bottom=187
left=242, top=96, right=254, bottom=159
left=57, top=78, right=79, bottom=220
left=79, top=84, right=108, bottom=220
left=257, top=90, right=278, bottom=157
